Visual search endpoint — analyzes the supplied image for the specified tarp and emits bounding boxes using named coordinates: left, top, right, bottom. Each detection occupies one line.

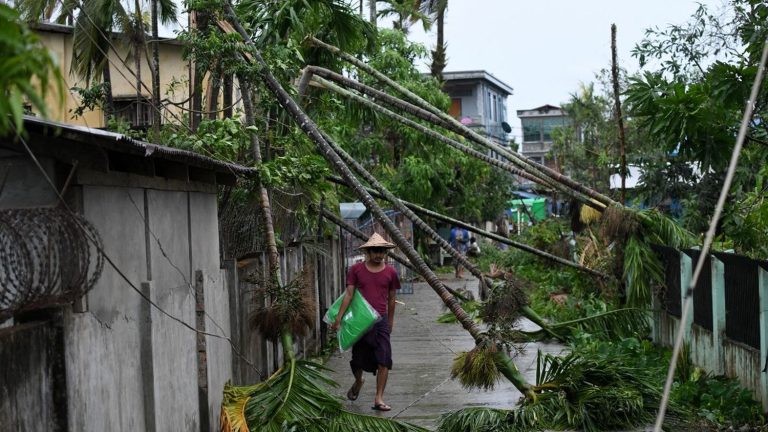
left=339, top=202, right=368, bottom=220
left=506, top=198, right=547, bottom=224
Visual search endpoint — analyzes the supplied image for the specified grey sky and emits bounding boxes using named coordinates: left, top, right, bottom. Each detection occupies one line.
left=403, top=0, right=723, bottom=143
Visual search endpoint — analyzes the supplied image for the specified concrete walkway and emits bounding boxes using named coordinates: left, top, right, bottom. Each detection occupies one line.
left=323, top=275, right=566, bottom=430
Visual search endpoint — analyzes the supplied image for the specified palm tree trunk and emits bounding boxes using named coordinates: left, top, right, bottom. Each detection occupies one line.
left=318, top=206, right=471, bottom=302
left=308, top=74, right=600, bottom=208
left=207, top=69, right=221, bottom=120
left=150, top=0, right=161, bottom=135
left=304, top=65, right=607, bottom=210
left=430, top=4, right=445, bottom=81
left=223, top=74, right=233, bottom=118
left=102, top=64, right=114, bottom=119
left=611, top=24, right=627, bottom=205
left=324, top=175, right=609, bottom=280
left=306, top=37, right=617, bottom=209
left=368, top=0, right=376, bottom=26
left=133, top=1, right=143, bottom=128
left=239, top=80, right=280, bottom=287
left=134, top=46, right=142, bottom=127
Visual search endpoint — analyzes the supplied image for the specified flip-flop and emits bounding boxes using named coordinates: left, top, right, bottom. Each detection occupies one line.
left=371, top=403, right=391, bottom=411
left=346, top=381, right=363, bottom=401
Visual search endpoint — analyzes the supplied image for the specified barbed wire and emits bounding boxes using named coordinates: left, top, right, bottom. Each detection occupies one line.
left=0, top=208, right=104, bottom=322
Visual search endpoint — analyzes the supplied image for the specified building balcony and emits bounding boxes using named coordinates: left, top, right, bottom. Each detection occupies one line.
left=521, top=141, right=552, bottom=154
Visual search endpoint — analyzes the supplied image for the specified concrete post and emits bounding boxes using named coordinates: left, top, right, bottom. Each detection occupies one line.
left=139, top=281, right=157, bottom=432
left=194, top=270, right=209, bottom=432
left=759, top=266, right=768, bottom=412
left=680, top=251, right=693, bottom=342
left=711, top=256, right=726, bottom=376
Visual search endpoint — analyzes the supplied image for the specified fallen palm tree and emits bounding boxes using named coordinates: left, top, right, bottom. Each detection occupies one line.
left=325, top=175, right=609, bottom=280
left=306, top=37, right=617, bottom=211
left=304, top=37, right=695, bottom=308
left=216, top=8, right=539, bottom=404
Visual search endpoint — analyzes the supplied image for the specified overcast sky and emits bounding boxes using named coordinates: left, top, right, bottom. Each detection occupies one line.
left=402, top=0, right=723, bottom=143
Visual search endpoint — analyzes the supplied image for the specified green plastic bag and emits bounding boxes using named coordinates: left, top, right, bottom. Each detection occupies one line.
left=324, top=290, right=381, bottom=352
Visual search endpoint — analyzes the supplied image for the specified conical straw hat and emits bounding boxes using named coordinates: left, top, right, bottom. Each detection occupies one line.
left=358, top=232, right=396, bottom=249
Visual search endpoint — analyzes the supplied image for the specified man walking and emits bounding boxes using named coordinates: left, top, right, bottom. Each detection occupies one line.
left=331, top=232, right=400, bottom=412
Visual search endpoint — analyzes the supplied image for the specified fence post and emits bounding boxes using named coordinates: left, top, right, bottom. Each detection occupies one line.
left=759, top=265, right=768, bottom=412
left=680, top=251, right=693, bottom=342
left=711, top=256, right=726, bottom=376
left=223, top=259, right=240, bottom=384
left=139, top=281, right=157, bottom=432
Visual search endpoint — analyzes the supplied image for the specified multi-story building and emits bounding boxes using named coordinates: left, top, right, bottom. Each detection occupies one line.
left=441, top=70, right=514, bottom=148
left=517, top=104, right=570, bottom=168
left=32, top=22, right=236, bottom=130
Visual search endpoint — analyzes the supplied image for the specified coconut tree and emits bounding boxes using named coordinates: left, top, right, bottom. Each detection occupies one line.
left=376, top=0, right=431, bottom=34
left=418, top=0, right=448, bottom=81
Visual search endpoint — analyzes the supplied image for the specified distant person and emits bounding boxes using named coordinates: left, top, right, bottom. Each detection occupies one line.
left=331, top=233, right=400, bottom=412
left=449, top=226, right=469, bottom=278
left=495, top=214, right=509, bottom=250
left=467, top=237, right=481, bottom=257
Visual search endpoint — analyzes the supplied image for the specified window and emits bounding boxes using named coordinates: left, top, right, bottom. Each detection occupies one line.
left=522, top=119, right=542, bottom=142
left=112, top=96, right=154, bottom=129
left=541, top=117, right=565, bottom=142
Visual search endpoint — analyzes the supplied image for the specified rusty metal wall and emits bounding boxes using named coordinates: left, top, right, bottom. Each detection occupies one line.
left=228, top=235, right=345, bottom=385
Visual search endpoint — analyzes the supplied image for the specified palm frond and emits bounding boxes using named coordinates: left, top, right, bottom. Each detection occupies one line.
left=450, top=344, right=501, bottom=391
left=250, top=266, right=316, bottom=341
left=549, top=307, right=650, bottom=340
left=637, top=208, right=695, bottom=248
left=322, top=410, right=429, bottom=432
left=623, top=235, right=664, bottom=306
left=221, top=360, right=425, bottom=432
left=437, top=407, right=526, bottom=432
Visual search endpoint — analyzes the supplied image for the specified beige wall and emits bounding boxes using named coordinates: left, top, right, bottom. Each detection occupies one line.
left=34, top=26, right=234, bottom=129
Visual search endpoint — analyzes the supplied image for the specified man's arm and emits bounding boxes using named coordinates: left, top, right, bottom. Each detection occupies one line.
left=330, top=284, right=355, bottom=331
left=387, top=289, right=396, bottom=332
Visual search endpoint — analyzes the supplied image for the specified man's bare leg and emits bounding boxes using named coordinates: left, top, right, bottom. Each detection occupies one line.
left=374, top=365, right=390, bottom=409
left=347, top=368, right=364, bottom=400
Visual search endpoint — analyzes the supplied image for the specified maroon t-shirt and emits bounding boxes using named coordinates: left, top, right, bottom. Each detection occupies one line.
left=346, top=262, right=401, bottom=316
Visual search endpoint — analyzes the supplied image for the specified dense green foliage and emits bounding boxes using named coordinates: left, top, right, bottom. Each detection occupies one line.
left=441, top=218, right=764, bottom=431
left=625, top=0, right=768, bottom=257
left=0, top=5, right=63, bottom=136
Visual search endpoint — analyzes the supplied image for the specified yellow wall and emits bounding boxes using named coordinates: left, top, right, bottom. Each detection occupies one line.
left=33, top=25, right=218, bottom=129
